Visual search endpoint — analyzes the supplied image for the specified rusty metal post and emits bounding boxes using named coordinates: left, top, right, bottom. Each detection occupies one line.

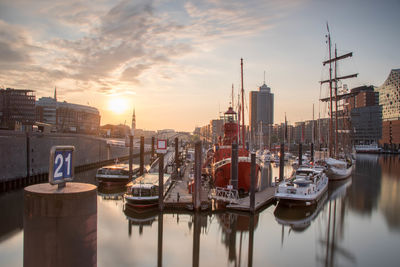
left=279, top=143, right=284, bottom=182
left=140, top=136, right=144, bottom=175
left=231, top=143, right=238, bottom=190
left=158, top=154, right=164, bottom=211
left=129, top=135, right=133, bottom=180
left=250, top=152, right=256, bottom=213
left=193, top=141, right=202, bottom=211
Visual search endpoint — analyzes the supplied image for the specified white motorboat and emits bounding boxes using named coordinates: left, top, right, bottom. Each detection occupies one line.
left=324, top=157, right=352, bottom=180
left=260, top=150, right=273, bottom=162
left=275, top=166, right=328, bottom=206
left=291, top=155, right=310, bottom=169
left=124, top=173, right=172, bottom=208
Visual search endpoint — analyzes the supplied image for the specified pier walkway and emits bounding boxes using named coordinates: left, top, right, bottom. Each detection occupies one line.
left=226, top=186, right=276, bottom=212
left=164, top=162, right=210, bottom=210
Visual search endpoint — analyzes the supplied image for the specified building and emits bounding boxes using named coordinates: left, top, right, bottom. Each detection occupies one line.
left=210, top=119, right=224, bottom=144
left=378, top=69, right=400, bottom=145
left=249, top=81, right=274, bottom=148
left=56, top=101, right=100, bottom=134
left=36, top=97, right=57, bottom=125
left=0, top=88, right=35, bottom=130
left=344, top=85, right=382, bottom=145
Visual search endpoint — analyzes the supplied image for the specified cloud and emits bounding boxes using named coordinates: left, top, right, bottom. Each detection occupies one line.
left=0, top=0, right=304, bottom=97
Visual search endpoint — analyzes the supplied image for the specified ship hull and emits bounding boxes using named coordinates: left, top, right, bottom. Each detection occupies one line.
left=212, top=159, right=260, bottom=193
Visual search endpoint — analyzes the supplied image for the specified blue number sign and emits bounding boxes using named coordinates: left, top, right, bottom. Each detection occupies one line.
left=49, top=146, right=75, bottom=185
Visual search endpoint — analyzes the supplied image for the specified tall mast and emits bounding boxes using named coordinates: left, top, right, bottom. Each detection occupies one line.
left=334, top=44, right=338, bottom=158
left=241, top=58, right=245, bottom=149
left=231, top=84, right=234, bottom=108
left=327, top=24, right=333, bottom=158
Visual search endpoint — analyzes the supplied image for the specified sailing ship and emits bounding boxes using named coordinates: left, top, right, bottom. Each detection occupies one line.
left=209, top=59, right=261, bottom=194
left=319, top=23, right=356, bottom=180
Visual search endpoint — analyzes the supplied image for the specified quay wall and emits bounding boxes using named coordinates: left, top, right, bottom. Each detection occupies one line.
left=0, top=130, right=135, bottom=182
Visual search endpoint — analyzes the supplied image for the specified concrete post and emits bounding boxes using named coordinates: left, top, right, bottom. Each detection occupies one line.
left=129, top=135, right=133, bottom=180
left=157, top=212, right=163, bottom=267
left=279, top=143, right=284, bottom=182
left=140, top=136, right=144, bottom=175
left=250, top=152, right=256, bottom=213
left=158, top=154, right=164, bottom=211
left=193, top=141, right=202, bottom=211
left=299, top=143, right=303, bottom=166
left=231, top=143, right=238, bottom=190
left=24, top=183, right=97, bottom=267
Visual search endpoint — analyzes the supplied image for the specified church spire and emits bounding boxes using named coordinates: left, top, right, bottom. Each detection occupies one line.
left=54, top=86, right=57, bottom=101
left=131, top=108, right=136, bottom=136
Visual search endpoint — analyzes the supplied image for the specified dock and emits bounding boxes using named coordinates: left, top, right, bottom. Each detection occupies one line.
left=164, top=162, right=210, bottom=210
left=226, top=186, right=276, bottom=212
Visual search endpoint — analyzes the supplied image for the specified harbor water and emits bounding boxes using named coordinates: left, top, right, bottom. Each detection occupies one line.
left=1, top=154, right=400, bottom=266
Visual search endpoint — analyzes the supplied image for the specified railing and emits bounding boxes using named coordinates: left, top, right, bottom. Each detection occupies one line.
left=210, top=186, right=239, bottom=204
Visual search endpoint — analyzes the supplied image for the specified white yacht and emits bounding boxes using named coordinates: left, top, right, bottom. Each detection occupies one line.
left=324, top=157, right=352, bottom=180
left=275, top=166, right=328, bottom=206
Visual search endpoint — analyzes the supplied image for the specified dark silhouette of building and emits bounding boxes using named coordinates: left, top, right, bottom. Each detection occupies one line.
left=0, top=88, right=35, bottom=130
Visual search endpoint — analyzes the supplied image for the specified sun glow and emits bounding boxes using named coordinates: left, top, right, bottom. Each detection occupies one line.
left=108, top=97, right=129, bottom=114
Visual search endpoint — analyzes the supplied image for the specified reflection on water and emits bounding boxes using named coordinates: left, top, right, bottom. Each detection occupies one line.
left=1, top=155, right=400, bottom=266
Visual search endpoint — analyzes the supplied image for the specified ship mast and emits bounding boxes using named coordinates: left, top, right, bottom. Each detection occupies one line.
left=320, top=23, right=358, bottom=158
left=241, top=58, right=245, bottom=149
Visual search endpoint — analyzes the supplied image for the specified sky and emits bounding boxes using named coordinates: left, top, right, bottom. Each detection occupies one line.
left=0, top=0, right=399, bottom=132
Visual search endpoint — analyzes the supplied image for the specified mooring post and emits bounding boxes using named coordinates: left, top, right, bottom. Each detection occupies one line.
left=231, top=142, right=238, bottom=190
left=299, top=143, right=303, bottom=166
left=175, top=137, right=179, bottom=168
left=129, top=135, right=133, bottom=180
left=151, top=136, right=155, bottom=162
left=140, top=136, right=144, bottom=175
left=250, top=152, right=256, bottom=213
left=279, top=143, right=284, bottom=182
left=157, top=212, right=163, bottom=267
left=158, top=154, right=164, bottom=211
left=311, top=143, right=314, bottom=163
left=193, top=141, right=202, bottom=211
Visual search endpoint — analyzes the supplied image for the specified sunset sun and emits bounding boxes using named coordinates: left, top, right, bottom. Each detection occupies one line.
left=108, top=97, right=129, bottom=114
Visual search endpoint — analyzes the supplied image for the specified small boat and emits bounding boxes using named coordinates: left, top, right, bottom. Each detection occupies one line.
left=291, top=155, right=310, bottom=169
left=324, top=157, right=352, bottom=180
left=275, top=166, right=328, bottom=206
left=124, top=173, right=171, bottom=208
left=261, top=150, right=273, bottom=163
left=355, top=143, right=382, bottom=154
left=96, top=163, right=140, bottom=185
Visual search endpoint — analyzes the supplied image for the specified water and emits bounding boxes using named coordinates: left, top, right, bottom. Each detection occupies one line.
left=1, top=154, right=400, bottom=266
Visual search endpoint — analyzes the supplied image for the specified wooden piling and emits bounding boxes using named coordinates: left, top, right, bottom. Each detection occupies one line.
left=231, top=143, right=238, bottom=190
left=140, top=136, right=144, bottom=175
left=250, top=152, right=256, bottom=213
left=151, top=136, right=155, bottom=161
left=279, top=143, right=284, bottom=182
left=175, top=137, right=179, bottom=169
left=311, top=143, right=314, bottom=163
left=193, top=212, right=201, bottom=267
